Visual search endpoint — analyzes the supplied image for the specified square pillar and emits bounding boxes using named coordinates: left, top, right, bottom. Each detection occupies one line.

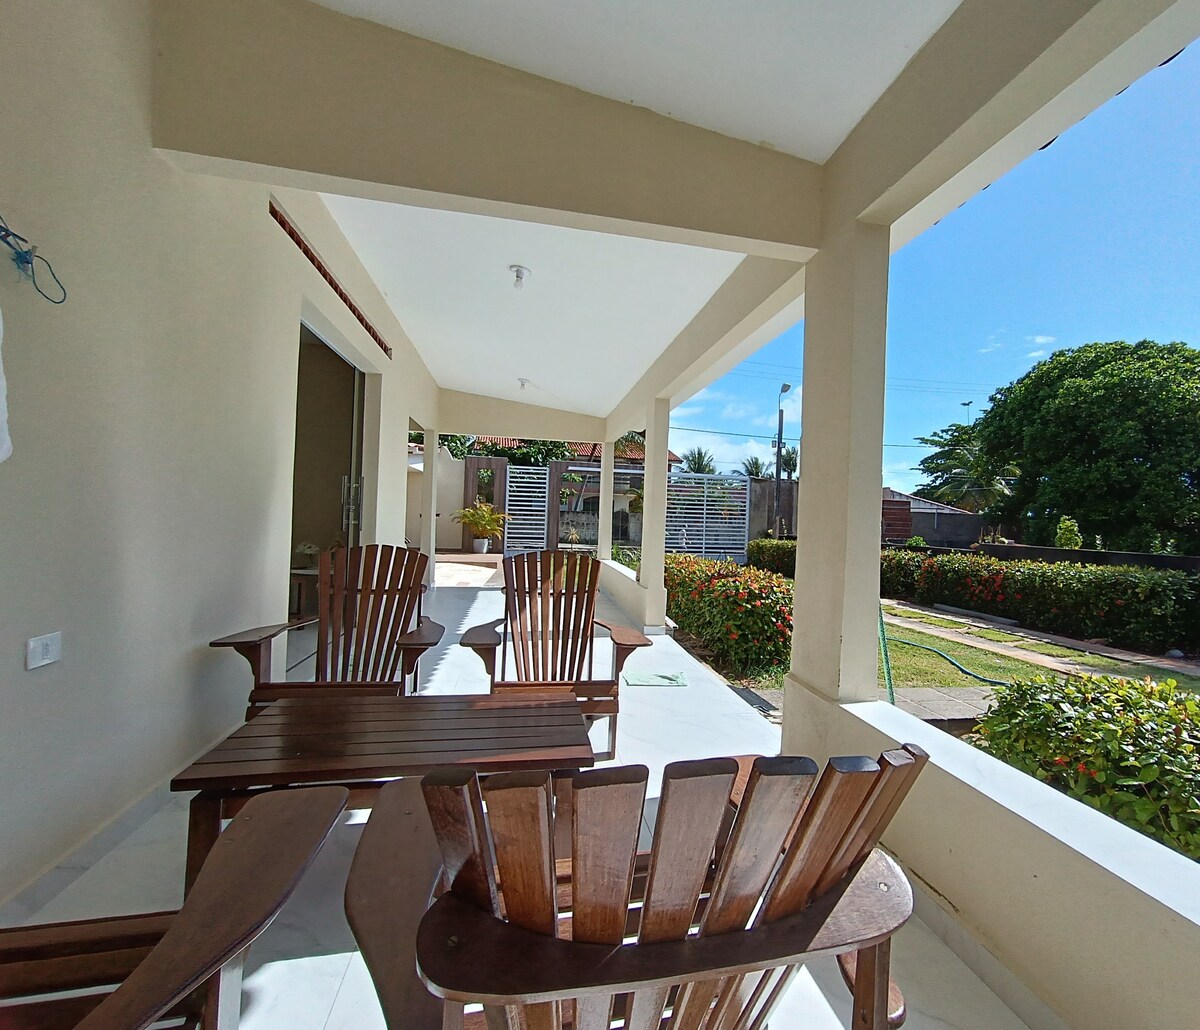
left=596, top=441, right=615, bottom=561
left=419, top=430, right=438, bottom=587
left=784, top=220, right=890, bottom=727
left=640, top=399, right=670, bottom=629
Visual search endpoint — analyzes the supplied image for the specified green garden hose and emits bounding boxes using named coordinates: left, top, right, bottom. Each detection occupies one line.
left=878, top=604, right=895, bottom=704
left=878, top=604, right=1010, bottom=694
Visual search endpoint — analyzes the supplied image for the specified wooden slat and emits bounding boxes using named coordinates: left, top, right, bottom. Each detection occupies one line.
left=482, top=771, right=560, bottom=1030
left=759, top=757, right=881, bottom=924
left=626, top=758, right=739, bottom=1030
left=421, top=770, right=500, bottom=915
left=352, top=544, right=379, bottom=681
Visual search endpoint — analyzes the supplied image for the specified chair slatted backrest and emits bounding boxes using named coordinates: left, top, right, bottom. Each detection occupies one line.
left=502, top=550, right=602, bottom=683
left=317, top=544, right=427, bottom=681
left=419, top=746, right=928, bottom=1030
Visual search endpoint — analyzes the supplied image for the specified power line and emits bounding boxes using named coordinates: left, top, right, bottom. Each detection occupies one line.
left=668, top=424, right=934, bottom=448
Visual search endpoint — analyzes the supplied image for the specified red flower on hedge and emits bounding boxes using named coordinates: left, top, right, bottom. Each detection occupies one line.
left=1053, top=756, right=1068, bottom=765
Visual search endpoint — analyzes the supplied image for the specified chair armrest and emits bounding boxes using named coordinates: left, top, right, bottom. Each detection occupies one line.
left=594, top=619, right=651, bottom=649
left=416, top=849, right=912, bottom=1005
left=396, top=617, right=445, bottom=650
left=210, top=619, right=318, bottom=688
left=209, top=619, right=317, bottom=648
left=460, top=619, right=504, bottom=680
left=75, top=787, right=348, bottom=1030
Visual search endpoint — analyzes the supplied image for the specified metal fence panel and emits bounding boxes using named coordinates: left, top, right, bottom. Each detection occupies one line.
left=505, top=466, right=549, bottom=551
left=665, top=473, right=750, bottom=563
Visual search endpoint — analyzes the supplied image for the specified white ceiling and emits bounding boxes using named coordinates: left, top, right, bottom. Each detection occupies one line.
left=323, top=195, right=744, bottom=416
left=314, top=0, right=962, bottom=162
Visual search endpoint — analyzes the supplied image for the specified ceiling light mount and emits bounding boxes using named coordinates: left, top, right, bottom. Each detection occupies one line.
left=517, top=377, right=530, bottom=391
left=509, top=264, right=531, bottom=290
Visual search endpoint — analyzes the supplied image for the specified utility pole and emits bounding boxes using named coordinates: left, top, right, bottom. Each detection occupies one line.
left=773, top=383, right=791, bottom=537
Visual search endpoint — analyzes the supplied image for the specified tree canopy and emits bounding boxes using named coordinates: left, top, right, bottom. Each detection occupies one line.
left=778, top=445, right=798, bottom=479
left=911, top=422, right=1018, bottom=513
left=680, top=447, right=717, bottom=474
left=472, top=438, right=574, bottom=466
left=975, top=340, right=1200, bottom=550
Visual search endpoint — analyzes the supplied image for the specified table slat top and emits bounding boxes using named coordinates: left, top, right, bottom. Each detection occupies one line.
left=171, top=694, right=594, bottom=792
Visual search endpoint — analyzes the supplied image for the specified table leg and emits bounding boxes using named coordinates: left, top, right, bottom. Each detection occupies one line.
left=185, top=791, right=224, bottom=895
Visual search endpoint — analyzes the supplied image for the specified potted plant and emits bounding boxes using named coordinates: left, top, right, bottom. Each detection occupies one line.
left=452, top=498, right=511, bottom=553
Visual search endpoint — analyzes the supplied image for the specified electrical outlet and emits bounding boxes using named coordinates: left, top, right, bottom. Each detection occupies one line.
left=26, top=631, right=62, bottom=670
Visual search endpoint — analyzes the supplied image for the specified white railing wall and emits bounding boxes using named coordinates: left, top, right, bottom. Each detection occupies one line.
left=504, top=466, right=549, bottom=551
left=665, top=473, right=750, bottom=563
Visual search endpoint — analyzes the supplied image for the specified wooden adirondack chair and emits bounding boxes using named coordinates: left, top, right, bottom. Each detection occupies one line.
left=0, top=786, right=347, bottom=1030
left=460, top=551, right=650, bottom=759
left=346, top=747, right=927, bottom=1030
left=212, top=544, right=444, bottom=717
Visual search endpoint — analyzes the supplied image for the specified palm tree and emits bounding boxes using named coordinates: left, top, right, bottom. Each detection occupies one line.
left=740, top=456, right=773, bottom=478
left=680, top=447, right=717, bottom=474
left=778, top=446, right=798, bottom=479
left=912, top=423, right=1019, bottom=513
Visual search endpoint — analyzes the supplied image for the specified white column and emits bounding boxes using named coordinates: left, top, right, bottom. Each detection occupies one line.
left=640, top=399, right=670, bottom=629
left=419, top=429, right=438, bottom=586
left=596, top=441, right=615, bottom=561
left=784, top=220, right=890, bottom=719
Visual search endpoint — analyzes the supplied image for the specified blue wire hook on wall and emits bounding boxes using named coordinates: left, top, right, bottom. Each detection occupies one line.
left=0, top=212, right=66, bottom=304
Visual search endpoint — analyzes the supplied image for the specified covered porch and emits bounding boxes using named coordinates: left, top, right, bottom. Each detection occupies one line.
left=2, top=2, right=1200, bottom=1027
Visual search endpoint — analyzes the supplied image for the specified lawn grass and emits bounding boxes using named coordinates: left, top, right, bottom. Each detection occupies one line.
left=880, top=604, right=962, bottom=629
left=882, top=627, right=1049, bottom=688
left=968, top=627, right=1025, bottom=643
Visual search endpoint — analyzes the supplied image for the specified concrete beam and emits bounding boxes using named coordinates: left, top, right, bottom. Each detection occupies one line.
left=826, top=0, right=1199, bottom=239
left=438, top=390, right=606, bottom=443
left=152, top=0, right=822, bottom=259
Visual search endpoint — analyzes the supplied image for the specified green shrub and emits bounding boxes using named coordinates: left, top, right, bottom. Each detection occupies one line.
left=905, top=535, right=928, bottom=548
left=973, top=675, right=1200, bottom=859
left=746, top=538, right=795, bottom=576
left=664, top=555, right=793, bottom=673
left=1055, top=516, right=1083, bottom=550
left=611, top=545, right=640, bottom=572
left=879, top=548, right=925, bottom=600
left=914, top=552, right=1198, bottom=653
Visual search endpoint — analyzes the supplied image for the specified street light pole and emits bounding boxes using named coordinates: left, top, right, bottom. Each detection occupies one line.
left=961, top=400, right=974, bottom=424
left=773, top=383, right=792, bottom=537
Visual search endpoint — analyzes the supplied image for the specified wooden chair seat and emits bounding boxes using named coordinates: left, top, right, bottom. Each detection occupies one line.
left=0, top=787, right=347, bottom=1029
left=212, top=545, right=444, bottom=718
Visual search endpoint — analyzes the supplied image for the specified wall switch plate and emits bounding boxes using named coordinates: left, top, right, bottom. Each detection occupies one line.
left=26, top=631, right=62, bottom=670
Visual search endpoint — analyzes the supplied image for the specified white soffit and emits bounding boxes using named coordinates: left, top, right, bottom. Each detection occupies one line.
left=322, top=195, right=744, bottom=417
left=313, top=0, right=962, bottom=163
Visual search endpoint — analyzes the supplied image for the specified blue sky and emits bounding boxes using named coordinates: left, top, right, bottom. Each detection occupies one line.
left=669, top=44, right=1200, bottom=492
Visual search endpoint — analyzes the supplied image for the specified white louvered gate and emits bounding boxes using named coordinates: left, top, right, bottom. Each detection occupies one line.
left=665, top=473, right=750, bottom=563
left=504, top=466, right=550, bottom=552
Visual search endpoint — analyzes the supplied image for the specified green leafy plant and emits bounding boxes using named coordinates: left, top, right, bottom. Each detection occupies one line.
left=611, top=545, right=640, bottom=572
left=680, top=447, right=717, bottom=474
left=1055, top=516, right=1083, bottom=550
left=450, top=498, right=511, bottom=540
left=913, top=552, right=1198, bottom=653
left=972, top=674, right=1200, bottom=859
left=664, top=555, right=793, bottom=673
left=746, top=538, right=796, bottom=576
left=905, top=535, right=928, bottom=548
left=879, top=548, right=926, bottom=599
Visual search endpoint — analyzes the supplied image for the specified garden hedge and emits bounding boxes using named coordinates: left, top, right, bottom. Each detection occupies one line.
left=664, top=555, right=792, bottom=673
left=973, top=675, right=1200, bottom=860
left=912, top=552, right=1198, bottom=654
left=753, top=542, right=1199, bottom=654
left=746, top=538, right=796, bottom=576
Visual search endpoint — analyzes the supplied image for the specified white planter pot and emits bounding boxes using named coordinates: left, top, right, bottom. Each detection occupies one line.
left=472, top=538, right=490, bottom=553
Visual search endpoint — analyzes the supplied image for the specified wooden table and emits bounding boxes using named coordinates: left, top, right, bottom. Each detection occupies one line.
left=172, top=693, right=594, bottom=889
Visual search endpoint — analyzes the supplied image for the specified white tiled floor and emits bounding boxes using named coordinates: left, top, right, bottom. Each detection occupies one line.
left=3, top=580, right=1033, bottom=1029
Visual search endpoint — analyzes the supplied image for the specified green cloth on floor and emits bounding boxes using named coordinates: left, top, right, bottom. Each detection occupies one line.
left=622, top=671, right=687, bottom=686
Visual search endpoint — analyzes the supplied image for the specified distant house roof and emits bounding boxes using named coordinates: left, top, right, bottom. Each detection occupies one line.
left=883, top=487, right=973, bottom=514
left=472, top=437, right=681, bottom=465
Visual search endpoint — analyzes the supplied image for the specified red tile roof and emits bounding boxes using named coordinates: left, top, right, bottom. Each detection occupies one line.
left=472, top=437, right=681, bottom=464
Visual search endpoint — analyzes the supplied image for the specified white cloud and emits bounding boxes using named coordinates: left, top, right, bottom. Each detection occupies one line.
left=750, top=388, right=802, bottom=429
left=672, top=404, right=705, bottom=420
left=667, top=428, right=777, bottom=475
left=978, top=342, right=1003, bottom=354
left=1026, top=334, right=1056, bottom=345
left=720, top=401, right=761, bottom=420
left=1026, top=349, right=1046, bottom=358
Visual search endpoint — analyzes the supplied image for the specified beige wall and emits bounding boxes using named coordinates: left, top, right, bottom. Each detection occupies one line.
left=0, top=0, right=436, bottom=901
